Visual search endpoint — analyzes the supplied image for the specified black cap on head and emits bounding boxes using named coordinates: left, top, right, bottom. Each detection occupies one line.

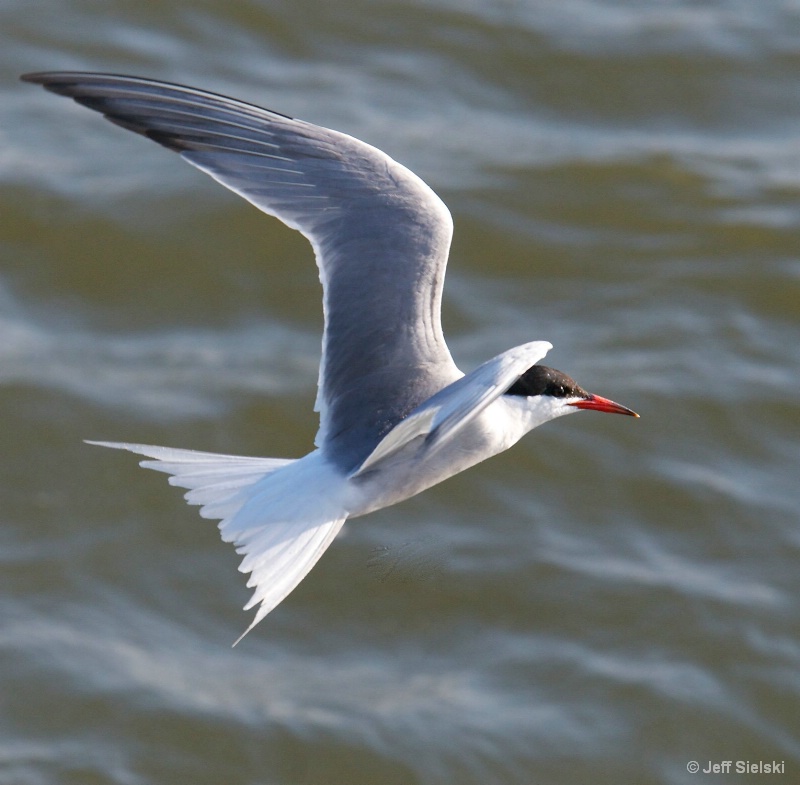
left=505, top=365, right=588, bottom=399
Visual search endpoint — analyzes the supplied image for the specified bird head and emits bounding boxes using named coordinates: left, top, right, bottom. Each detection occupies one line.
left=505, top=365, right=638, bottom=419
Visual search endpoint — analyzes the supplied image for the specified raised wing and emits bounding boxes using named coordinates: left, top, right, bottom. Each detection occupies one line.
left=23, top=72, right=460, bottom=471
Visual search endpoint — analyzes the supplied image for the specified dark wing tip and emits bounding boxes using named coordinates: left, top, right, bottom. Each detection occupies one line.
left=21, top=71, right=295, bottom=119
left=21, top=71, right=110, bottom=91
left=20, top=71, right=300, bottom=158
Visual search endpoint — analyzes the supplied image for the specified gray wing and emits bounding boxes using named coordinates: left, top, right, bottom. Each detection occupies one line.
left=23, top=72, right=461, bottom=472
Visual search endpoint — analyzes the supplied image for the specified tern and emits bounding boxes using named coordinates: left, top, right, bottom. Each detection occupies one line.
left=23, top=72, right=638, bottom=643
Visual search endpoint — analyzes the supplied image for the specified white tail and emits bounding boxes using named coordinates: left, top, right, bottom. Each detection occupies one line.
left=87, top=442, right=349, bottom=644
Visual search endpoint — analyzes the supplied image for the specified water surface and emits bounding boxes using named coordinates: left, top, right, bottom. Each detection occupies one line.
left=2, top=2, right=799, bottom=783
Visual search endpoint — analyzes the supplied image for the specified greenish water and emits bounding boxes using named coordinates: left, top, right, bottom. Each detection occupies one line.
left=2, top=2, right=800, bottom=784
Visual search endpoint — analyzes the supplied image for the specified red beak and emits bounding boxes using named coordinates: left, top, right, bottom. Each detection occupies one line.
left=569, top=394, right=639, bottom=417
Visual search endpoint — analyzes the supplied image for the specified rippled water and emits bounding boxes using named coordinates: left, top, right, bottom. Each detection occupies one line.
left=3, top=2, right=800, bottom=784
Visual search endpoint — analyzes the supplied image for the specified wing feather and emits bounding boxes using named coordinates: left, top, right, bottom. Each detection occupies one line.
left=25, top=72, right=460, bottom=470
left=351, top=341, right=552, bottom=476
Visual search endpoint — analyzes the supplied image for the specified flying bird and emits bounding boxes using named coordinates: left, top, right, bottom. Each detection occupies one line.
left=23, top=72, right=638, bottom=643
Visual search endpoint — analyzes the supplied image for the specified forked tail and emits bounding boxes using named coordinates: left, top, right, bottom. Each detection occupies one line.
left=87, top=441, right=349, bottom=644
